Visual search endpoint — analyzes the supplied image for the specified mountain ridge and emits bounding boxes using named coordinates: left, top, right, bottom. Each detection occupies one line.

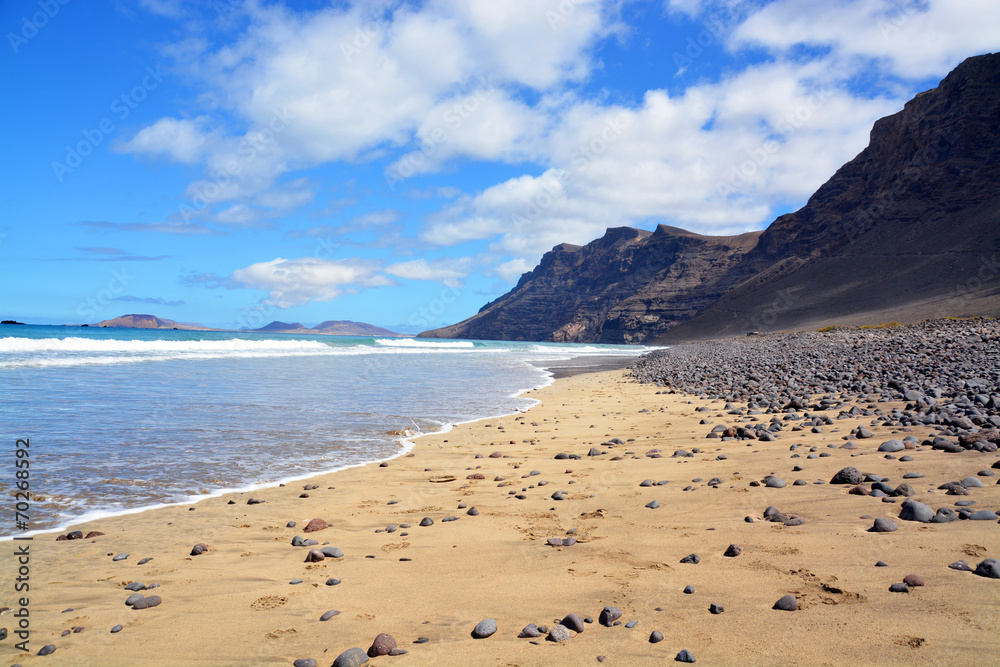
left=418, top=53, right=1000, bottom=344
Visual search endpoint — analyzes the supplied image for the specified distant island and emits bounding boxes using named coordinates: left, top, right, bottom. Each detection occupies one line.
left=1, top=320, right=26, bottom=325
left=96, top=314, right=212, bottom=330
left=92, top=313, right=408, bottom=337
left=250, top=320, right=409, bottom=337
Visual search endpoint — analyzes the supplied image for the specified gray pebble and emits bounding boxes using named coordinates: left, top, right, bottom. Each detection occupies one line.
left=599, top=606, right=622, bottom=627
left=472, top=618, right=497, bottom=639
left=974, top=559, right=1000, bottom=579
left=561, top=613, right=585, bottom=633
left=871, top=518, right=898, bottom=532
left=773, top=595, right=797, bottom=611
left=675, top=649, right=696, bottom=662
left=132, top=595, right=161, bottom=610
left=547, top=624, right=571, bottom=642
left=518, top=623, right=541, bottom=638
left=320, top=610, right=341, bottom=621
left=331, top=647, right=369, bottom=667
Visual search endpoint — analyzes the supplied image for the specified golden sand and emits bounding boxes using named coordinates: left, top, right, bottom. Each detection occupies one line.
left=2, top=370, right=998, bottom=666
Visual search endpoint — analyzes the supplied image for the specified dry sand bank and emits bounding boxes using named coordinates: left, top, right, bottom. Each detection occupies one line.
left=2, top=369, right=998, bottom=666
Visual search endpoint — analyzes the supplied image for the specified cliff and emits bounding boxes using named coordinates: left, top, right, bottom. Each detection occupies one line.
left=419, top=53, right=1000, bottom=343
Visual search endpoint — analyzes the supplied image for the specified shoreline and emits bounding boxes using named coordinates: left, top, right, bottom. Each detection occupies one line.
left=3, top=357, right=564, bottom=543
left=2, top=366, right=997, bottom=666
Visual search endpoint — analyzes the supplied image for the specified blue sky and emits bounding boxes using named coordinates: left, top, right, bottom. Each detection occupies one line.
left=1, top=0, right=997, bottom=332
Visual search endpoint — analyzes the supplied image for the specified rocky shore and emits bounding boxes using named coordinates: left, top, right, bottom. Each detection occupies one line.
left=630, top=318, right=1000, bottom=444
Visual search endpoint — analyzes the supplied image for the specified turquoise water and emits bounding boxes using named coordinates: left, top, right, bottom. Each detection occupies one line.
left=0, top=324, right=653, bottom=536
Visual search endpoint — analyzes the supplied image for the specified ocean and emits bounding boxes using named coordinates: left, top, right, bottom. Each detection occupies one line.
left=0, top=324, right=654, bottom=538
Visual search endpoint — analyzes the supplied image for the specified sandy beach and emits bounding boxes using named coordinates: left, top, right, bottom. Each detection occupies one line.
left=3, top=367, right=998, bottom=666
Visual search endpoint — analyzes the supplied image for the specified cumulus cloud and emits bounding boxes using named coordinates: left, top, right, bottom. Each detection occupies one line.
left=731, top=0, right=1000, bottom=79
left=229, top=257, right=393, bottom=307
left=385, top=257, right=475, bottom=287
left=116, top=116, right=214, bottom=164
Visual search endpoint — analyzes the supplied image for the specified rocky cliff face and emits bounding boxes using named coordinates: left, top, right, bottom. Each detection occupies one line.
left=419, top=53, right=1000, bottom=344
left=422, top=225, right=759, bottom=343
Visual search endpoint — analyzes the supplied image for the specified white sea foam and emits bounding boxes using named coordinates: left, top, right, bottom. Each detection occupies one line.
left=0, top=336, right=495, bottom=368
left=374, top=338, right=475, bottom=348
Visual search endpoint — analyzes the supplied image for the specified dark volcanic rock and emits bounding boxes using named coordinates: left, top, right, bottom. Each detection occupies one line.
left=519, top=624, right=542, bottom=638
left=132, top=595, right=161, bottom=610
left=561, top=613, right=585, bottom=633
left=899, top=499, right=934, bottom=523
left=974, top=559, right=1000, bottom=579
left=871, top=518, right=898, bottom=533
left=831, top=467, right=863, bottom=485
left=724, top=544, right=742, bottom=557
left=472, top=618, right=497, bottom=639
left=367, top=633, right=397, bottom=657
left=599, top=606, right=622, bottom=627
left=773, top=595, right=797, bottom=611
left=332, top=647, right=369, bottom=667
left=303, top=518, right=328, bottom=532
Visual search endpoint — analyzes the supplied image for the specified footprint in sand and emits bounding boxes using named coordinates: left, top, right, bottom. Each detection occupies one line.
left=251, top=595, right=287, bottom=611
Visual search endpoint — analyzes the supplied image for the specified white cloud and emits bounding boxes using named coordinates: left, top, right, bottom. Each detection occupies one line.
left=494, top=257, right=535, bottom=283
left=385, top=257, right=475, bottom=287
left=422, top=60, right=899, bottom=264
left=125, top=0, right=614, bottom=215
left=229, top=257, right=392, bottom=307
left=116, top=116, right=214, bottom=164
left=731, top=0, right=1000, bottom=79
